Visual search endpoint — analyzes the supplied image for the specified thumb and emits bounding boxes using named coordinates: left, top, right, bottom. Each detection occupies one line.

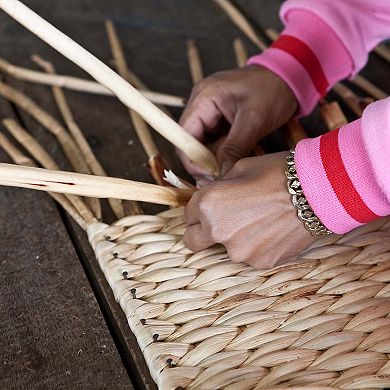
left=217, top=110, right=262, bottom=175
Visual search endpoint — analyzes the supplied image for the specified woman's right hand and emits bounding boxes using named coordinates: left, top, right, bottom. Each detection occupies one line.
left=178, top=65, right=298, bottom=178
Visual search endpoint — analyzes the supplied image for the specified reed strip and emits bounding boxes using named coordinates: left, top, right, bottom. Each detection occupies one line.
left=374, top=43, right=390, bottom=65
left=233, top=38, right=248, bottom=68
left=214, top=0, right=267, bottom=51
left=0, top=131, right=88, bottom=229
left=105, top=21, right=161, bottom=175
left=351, top=75, right=387, bottom=100
left=0, top=0, right=219, bottom=175
left=319, top=100, right=348, bottom=131
left=187, top=39, right=204, bottom=83
left=3, top=118, right=96, bottom=224
left=285, top=118, right=307, bottom=148
left=105, top=20, right=170, bottom=188
left=0, top=163, right=193, bottom=206
left=0, top=57, right=186, bottom=107
left=0, top=81, right=90, bottom=173
left=332, top=83, right=373, bottom=117
left=0, top=80, right=101, bottom=218
left=32, top=54, right=125, bottom=219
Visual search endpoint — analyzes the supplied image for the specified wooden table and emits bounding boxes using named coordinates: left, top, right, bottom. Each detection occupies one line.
left=0, top=1, right=388, bottom=389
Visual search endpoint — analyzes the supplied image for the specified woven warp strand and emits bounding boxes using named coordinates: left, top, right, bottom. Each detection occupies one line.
left=87, top=207, right=390, bottom=390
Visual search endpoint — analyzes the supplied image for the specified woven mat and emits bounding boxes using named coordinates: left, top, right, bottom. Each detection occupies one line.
left=87, top=207, right=390, bottom=390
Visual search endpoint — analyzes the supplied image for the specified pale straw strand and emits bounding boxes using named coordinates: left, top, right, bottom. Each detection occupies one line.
left=0, top=57, right=186, bottom=107
left=31, top=54, right=126, bottom=219
left=0, top=80, right=101, bottom=218
left=0, top=131, right=88, bottom=229
left=3, top=118, right=96, bottom=225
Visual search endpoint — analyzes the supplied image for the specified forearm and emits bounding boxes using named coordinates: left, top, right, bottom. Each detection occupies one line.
left=248, top=0, right=390, bottom=115
left=295, top=97, right=390, bottom=234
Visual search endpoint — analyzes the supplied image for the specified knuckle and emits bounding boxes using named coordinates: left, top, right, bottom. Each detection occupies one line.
left=227, top=248, right=242, bottom=263
left=209, top=224, right=223, bottom=243
left=220, top=143, right=245, bottom=161
left=197, top=190, right=212, bottom=215
left=232, top=157, right=251, bottom=171
left=192, top=79, right=207, bottom=94
left=183, top=231, right=193, bottom=249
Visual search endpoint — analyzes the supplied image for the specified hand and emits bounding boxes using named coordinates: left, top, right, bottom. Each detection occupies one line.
left=178, top=65, right=297, bottom=178
left=183, top=152, right=317, bottom=269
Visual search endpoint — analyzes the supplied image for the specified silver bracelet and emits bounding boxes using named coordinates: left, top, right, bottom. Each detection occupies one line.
left=285, top=150, right=332, bottom=237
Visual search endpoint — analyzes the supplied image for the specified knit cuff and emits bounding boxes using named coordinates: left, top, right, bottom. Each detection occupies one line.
left=248, top=9, right=353, bottom=116
left=294, top=119, right=390, bottom=234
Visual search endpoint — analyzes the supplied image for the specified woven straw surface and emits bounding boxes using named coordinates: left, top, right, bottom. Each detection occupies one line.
left=87, top=207, right=390, bottom=390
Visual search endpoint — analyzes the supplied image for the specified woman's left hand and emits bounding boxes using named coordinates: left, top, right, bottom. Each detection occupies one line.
left=183, top=152, right=318, bottom=269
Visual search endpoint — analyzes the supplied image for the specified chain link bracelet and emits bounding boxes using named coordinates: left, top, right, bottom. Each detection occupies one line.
left=285, top=150, right=332, bottom=237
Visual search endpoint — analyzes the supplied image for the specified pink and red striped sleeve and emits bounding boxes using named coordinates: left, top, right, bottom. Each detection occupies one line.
left=248, top=0, right=390, bottom=116
left=247, top=0, right=390, bottom=234
left=295, top=99, right=390, bottom=234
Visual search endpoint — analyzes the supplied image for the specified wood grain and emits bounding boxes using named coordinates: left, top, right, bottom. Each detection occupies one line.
left=0, top=98, right=132, bottom=389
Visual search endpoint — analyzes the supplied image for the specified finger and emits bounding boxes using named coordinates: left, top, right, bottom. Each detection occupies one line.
left=217, top=109, right=263, bottom=175
left=176, top=147, right=214, bottom=178
left=179, top=95, right=223, bottom=140
left=184, top=191, right=202, bottom=226
left=177, top=96, right=224, bottom=177
left=183, top=223, right=214, bottom=252
left=195, top=177, right=214, bottom=188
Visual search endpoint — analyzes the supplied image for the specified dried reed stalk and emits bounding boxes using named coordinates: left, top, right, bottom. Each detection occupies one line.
left=0, top=80, right=101, bottom=218
left=0, top=0, right=218, bottom=176
left=3, top=118, right=96, bottom=225
left=0, top=82, right=89, bottom=172
left=214, top=0, right=267, bottom=51
left=0, top=131, right=88, bottom=228
left=0, top=163, right=193, bottom=207
left=320, top=100, right=348, bottom=131
left=233, top=38, right=248, bottom=68
left=351, top=74, right=388, bottom=100
left=332, top=82, right=374, bottom=117
left=187, top=39, right=204, bottom=83
left=263, top=28, right=278, bottom=42
left=285, top=118, right=307, bottom=148
left=0, top=57, right=186, bottom=107
left=105, top=20, right=169, bottom=187
left=32, top=54, right=126, bottom=219
left=374, top=43, right=390, bottom=65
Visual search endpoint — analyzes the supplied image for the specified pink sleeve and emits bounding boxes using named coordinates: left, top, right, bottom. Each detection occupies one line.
left=295, top=97, right=390, bottom=234
left=248, top=0, right=390, bottom=116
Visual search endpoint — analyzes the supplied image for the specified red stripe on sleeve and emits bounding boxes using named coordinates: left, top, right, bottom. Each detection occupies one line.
left=320, top=128, right=379, bottom=224
left=271, top=34, right=329, bottom=97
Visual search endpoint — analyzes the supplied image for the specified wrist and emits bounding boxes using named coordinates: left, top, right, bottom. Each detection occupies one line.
left=286, top=150, right=332, bottom=236
left=294, top=119, right=390, bottom=234
left=248, top=9, right=353, bottom=116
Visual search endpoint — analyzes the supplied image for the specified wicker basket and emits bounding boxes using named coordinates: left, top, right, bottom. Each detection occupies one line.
left=0, top=1, right=390, bottom=389
left=87, top=210, right=390, bottom=389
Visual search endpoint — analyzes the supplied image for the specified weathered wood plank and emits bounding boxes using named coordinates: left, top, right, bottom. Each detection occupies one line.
left=0, top=102, right=132, bottom=389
